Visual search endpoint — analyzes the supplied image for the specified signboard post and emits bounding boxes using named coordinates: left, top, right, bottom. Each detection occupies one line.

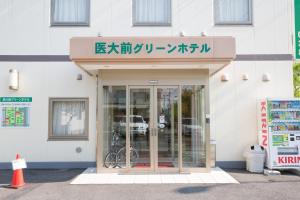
left=295, top=0, right=300, bottom=59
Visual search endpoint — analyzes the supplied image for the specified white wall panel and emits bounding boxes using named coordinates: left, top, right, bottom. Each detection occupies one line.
left=210, top=61, right=293, bottom=161
left=0, top=62, right=97, bottom=162
left=0, top=0, right=293, bottom=55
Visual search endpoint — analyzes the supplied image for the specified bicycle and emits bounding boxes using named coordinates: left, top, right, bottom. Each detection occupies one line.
left=104, top=130, right=139, bottom=168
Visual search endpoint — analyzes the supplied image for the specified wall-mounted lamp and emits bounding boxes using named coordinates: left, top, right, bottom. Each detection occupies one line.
left=9, top=69, right=19, bottom=90
left=179, top=31, right=185, bottom=37
left=221, top=74, right=229, bottom=82
left=97, top=32, right=102, bottom=37
left=262, top=73, right=271, bottom=82
left=201, top=31, right=207, bottom=37
left=242, top=74, right=249, bottom=81
left=77, top=73, right=83, bottom=80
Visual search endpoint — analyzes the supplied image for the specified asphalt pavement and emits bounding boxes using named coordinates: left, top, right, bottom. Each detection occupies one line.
left=0, top=169, right=300, bottom=200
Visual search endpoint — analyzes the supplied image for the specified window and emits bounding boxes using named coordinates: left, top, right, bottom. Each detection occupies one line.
left=51, top=0, right=90, bottom=26
left=49, top=98, right=89, bottom=140
left=181, top=86, right=206, bottom=167
left=133, top=0, right=171, bottom=26
left=103, top=86, right=127, bottom=168
left=214, top=0, right=252, bottom=25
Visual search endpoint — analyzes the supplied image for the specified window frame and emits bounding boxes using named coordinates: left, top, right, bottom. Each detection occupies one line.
left=214, top=0, right=253, bottom=26
left=48, top=98, right=89, bottom=141
left=132, top=0, right=172, bottom=27
left=50, top=0, right=91, bottom=27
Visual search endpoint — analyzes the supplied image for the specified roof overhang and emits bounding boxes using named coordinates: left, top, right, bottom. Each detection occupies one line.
left=70, top=36, right=236, bottom=76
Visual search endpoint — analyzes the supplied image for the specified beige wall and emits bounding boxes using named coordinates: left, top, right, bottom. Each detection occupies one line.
left=210, top=61, right=294, bottom=161
left=0, top=0, right=295, bottom=165
left=0, top=62, right=97, bottom=162
left=0, top=61, right=294, bottom=163
left=0, top=0, right=293, bottom=55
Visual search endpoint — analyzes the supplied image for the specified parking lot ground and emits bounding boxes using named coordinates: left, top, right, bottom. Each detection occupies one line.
left=1, top=169, right=300, bottom=200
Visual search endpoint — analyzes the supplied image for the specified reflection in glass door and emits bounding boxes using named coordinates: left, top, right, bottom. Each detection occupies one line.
left=156, top=87, right=179, bottom=169
left=128, top=86, right=179, bottom=170
left=181, top=85, right=206, bottom=168
left=129, top=88, right=152, bottom=168
left=103, top=85, right=207, bottom=171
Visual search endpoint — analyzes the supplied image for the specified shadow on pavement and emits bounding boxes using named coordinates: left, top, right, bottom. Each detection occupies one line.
left=176, top=185, right=219, bottom=194
left=0, top=169, right=84, bottom=185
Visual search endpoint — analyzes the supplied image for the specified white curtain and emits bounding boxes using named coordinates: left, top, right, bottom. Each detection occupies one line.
left=53, top=0, right=88, bottom=23
left=216, top=0, right=250, bottom=23
left=134, top=0, right=171, bottom=24
left=52, top=101, right=86, bottom=136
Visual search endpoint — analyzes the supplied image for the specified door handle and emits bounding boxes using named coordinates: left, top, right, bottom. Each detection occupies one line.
left=150, top=128, right=154, bottom=136
left=150, top=128, right=157, bottom=136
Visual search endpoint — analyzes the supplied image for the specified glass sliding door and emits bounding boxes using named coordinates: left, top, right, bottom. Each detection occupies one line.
left=103, top=86, right=127, bottom=168
left=129, top=87, right=152, bottom=169
left=155, top=87, right=179, bottom=169
left=101, top=84, right=208, bottom=172
left=181, top=85, right=206, bottom=168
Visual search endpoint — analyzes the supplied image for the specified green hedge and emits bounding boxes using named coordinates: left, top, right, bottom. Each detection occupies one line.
left=294, top=63, right=300, bottom=97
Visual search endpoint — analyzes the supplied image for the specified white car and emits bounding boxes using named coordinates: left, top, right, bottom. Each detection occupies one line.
left=130, top=115, right=148, bottom=136
left=114, top=115, right=149, bottom=136
left=182, top=118, right=202, bottom=135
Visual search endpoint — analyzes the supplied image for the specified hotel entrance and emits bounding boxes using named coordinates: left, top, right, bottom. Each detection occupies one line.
left=128, top=86, right=180, bottom=171
left=69, top=36, right=236, bottom=173
left=100, top=74, right=208, bottom=173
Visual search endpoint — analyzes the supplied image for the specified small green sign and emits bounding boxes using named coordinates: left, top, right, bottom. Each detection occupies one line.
left=0, top=97, right=32, bottom=102
left=1, top=107, right=30, bottom=127
left=0, top=97, right=31, bottom=127
left=295, top=0, right=300, bottom=59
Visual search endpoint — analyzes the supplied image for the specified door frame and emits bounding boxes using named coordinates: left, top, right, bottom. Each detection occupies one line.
left=126, top=85, right=155, bottom=173
left=97, top=70, right=211, bottom=173
left=153, top=85, right=181, bottom=173
left=126, top=85, right=181, bottom=173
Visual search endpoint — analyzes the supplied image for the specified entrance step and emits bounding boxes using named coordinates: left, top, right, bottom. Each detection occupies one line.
left=70, top=167, right=239, bottom=184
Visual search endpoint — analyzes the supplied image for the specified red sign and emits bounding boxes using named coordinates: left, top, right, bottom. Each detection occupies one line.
left=278, top=156, right=300, bottom=164
left=260, top=101, right=268, bottom=148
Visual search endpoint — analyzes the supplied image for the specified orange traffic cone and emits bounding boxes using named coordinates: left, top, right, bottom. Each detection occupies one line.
left=11, top=154, right=25, bottom=188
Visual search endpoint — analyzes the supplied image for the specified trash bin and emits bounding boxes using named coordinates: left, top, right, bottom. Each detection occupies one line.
left=244, top=145, right=265, bottom=173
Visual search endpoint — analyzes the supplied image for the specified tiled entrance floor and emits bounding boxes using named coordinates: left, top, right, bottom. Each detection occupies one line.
left=71, top=167, right=239, bottom=184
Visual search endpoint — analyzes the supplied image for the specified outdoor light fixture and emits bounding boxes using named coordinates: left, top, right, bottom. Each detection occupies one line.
left=221, top=74, right=229, bottom=82
left=201, top=31, right=207, bottom=37
left=77, top=73, right=83, bottom=80
left=97, top=32, right=102, bottom=37
left=262, top=73, right=271, bottom=82
left=9, top=69, right=19, bottom=90
left=242, top=74, right=249, bottom=81
left=179, top=31, right=185, bottom=37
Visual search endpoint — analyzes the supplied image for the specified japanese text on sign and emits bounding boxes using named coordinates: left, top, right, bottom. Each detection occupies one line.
left=12, top=158, right=27, bottom=170
left=95, top=42, right=211, bottom=55
left=0, top=97, right=32, bottom=102
left=260, top=101, right=268, bottom=148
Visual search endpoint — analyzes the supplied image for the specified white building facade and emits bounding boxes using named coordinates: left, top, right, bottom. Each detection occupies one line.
left=0, top=0, right=295, bottom=172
